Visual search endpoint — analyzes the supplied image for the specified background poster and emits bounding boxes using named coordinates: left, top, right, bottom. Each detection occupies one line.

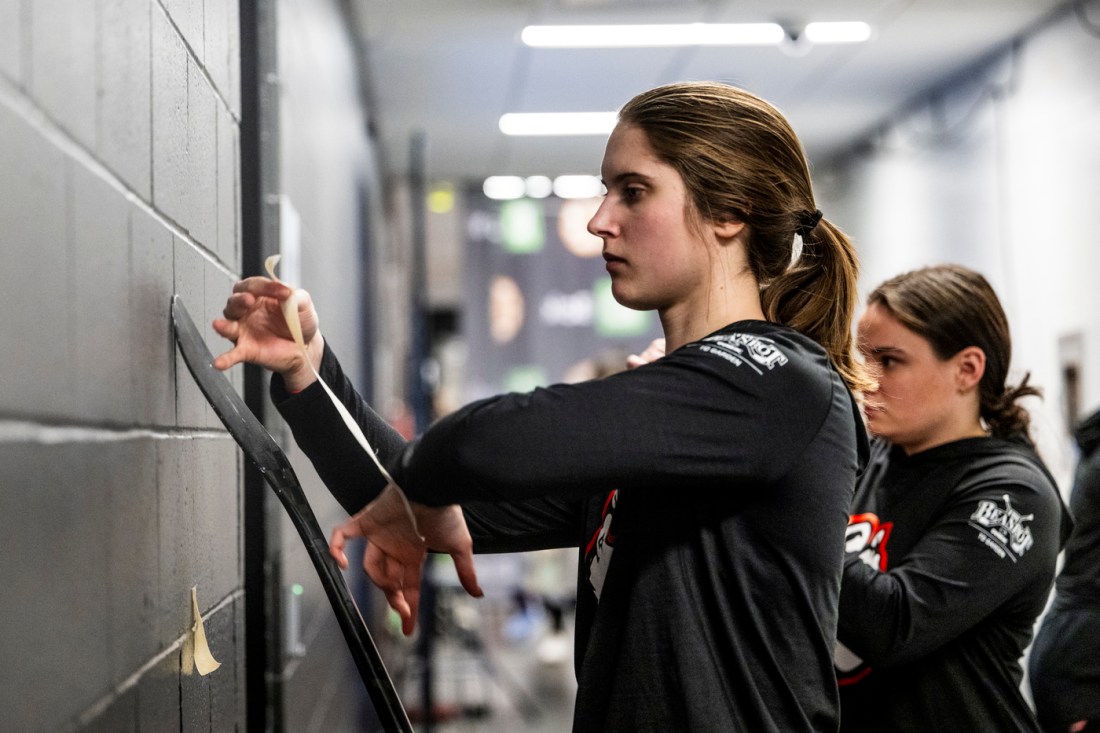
left=461, top=190, right=663, bottom=402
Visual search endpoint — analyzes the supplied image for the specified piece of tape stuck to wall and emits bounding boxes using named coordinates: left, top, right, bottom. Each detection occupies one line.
left=263, top=254, right=422, bottom=539
left=190, top=586, right=222, bottom=676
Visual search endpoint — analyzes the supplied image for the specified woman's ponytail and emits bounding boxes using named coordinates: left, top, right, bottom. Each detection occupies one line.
left=762, top=216, right=875, bottom=394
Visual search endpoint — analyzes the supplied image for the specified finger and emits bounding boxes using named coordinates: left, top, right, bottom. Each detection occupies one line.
left=626, top=354, right=647, bottom=369
left=450, top=549, right=483, bottom=598
left=232, top=276, right=292, bottom=299
left=211, top=343, right=248, bottom=372
left=328, top=525, right=352, bottom=569
left=373, top=557, right=415, bottom=634
left=221, top=291, right=257, bottom=320
left=364, top=544, right=407, bottom=594
left=402, top=561, right=423, bottom=629
left=391, top=589, right=415, bottom=633
left=381, top=584, right=414, bottom=632
left=211, top=317, right=239, bottom=342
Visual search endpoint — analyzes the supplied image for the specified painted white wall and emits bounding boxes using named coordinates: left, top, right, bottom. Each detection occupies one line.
left=825, top=9, right=1100, bottom=488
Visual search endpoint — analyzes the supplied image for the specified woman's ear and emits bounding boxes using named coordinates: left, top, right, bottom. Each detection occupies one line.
left=712, top=218, right=745, bottom=240
left=954, top=346, right=986, bottom=392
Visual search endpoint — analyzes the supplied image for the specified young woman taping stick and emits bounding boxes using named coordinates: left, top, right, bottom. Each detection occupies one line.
left=214, top=81, right=871, bottom=732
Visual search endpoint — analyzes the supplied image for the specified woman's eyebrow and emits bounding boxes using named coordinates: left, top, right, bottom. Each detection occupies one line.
left=604, top=171, right=653, bottom=186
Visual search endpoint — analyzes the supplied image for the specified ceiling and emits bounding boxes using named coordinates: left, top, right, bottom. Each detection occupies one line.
left=347, top=0, right=1069, bottom=183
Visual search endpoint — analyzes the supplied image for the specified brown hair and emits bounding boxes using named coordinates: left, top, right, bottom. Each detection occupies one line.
left=868, top=264, right=1040, bottom=441
left=618, top=81, right=871, bottom=392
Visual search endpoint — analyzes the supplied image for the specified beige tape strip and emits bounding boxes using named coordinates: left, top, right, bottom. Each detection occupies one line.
left=264, top=255, right=421, bottom=538
left=190, top=586, right=221, bottom=675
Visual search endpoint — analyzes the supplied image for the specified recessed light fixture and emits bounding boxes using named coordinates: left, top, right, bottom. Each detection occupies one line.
left=481, top=175, right=605, bottom=200
left=483, top=176, right=527, bottom=200
left=521, top=22, right=785, bottom=48
left=499, top=111, right=618, bottom=136
left=552, top=175, right=604, bottom=199
left=520, top=21, right=870, bottom=48
left=804, top=21, right=872, bottom=44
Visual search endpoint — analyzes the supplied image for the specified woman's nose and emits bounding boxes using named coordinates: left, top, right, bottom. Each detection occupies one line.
left=588, top=200, right=613, bottom=238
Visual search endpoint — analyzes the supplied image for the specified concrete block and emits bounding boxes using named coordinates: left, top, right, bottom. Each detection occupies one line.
left=157, top=436, right=202, bottom=643
left=0, top=106, right=73, bottom=419
left=173, top=237, right=208, bottom=428
left=71, top=165, right=134, bottom=424
left=180, top=662, right=211, bottom=733
left=204, top=261, right=238, bottom=429
left=98, top=0, right=153, bottom=199
left=151, top=9, right=189, bottom=234
left=187, top=61, right=219, bottom=250
left=226, top=2, right=241, bottom=118
left=107, top=438, right=161, bottom=683
left=204, top=0, right=230, bottom=106
left=191, top=436, right=242, bottom=600
left=157, top=436, right=239, bottom=643
left=0, top=441, right=112, bottom=732
left=216, top=109, right=240, bottom=269
left=29, top=0, right=96, bottom=148
left=0, top=0, right=25, bottom=82
left=136, top=650, right=181, bottom=731
left=161, top=0, right=204, bottom=65
left=205, top=599, right=243, bottom=730
left=82, top=680, right=138, bottom=733
left=130, top=207, right=177, bottom=427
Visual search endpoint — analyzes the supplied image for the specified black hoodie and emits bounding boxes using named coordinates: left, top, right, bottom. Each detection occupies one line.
left=836, top=435, right=1071, bottom=733
left=1051, top=408, right=1100, bottom=601
left=1028, top=407, right=1100, bottom=730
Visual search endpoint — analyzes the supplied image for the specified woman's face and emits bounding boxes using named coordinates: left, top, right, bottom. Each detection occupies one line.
left=857, top=301, right=976, bottom=454
left=587, top=124, right=710, bottom=312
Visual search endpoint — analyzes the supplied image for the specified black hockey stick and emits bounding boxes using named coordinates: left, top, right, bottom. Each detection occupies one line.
left=170, top=295, right=413, bottom=733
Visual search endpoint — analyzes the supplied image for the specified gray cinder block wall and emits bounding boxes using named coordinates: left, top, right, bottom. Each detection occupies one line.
left=0, top=1, right=246, bottom=730
left=0, top=0, right=398, bottom=729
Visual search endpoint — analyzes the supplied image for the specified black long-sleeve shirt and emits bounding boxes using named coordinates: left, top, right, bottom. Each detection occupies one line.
left=275, top=320, right=867, bottom=732
left=1027, top=407, right=1100, bottom=730
left=836, top=437, right=1070, bottom=733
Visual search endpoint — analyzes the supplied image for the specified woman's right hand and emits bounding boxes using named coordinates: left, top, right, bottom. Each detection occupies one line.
left=211, top=276, right=324, bottom=392
left=626, top=337, right=666, bottom=369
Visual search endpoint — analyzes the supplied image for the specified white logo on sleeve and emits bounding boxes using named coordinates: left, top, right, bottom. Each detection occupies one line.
left=969, top=494, right=1035, bottom=562
left=692, top=333, right=789, bottom=374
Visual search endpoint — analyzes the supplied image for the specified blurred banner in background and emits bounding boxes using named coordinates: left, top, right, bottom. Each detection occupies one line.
left=462, top=190, right=663, bottom=401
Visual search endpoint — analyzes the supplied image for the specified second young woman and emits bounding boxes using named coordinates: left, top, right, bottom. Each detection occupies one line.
left=215, top=82, right=870, bottom=732
left=835, top=264, right=1071, bottom=732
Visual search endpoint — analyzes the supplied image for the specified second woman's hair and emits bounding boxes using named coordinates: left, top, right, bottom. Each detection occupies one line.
left=618, top=81, right=872, bottom=393
left=868, top=263, right=1040, bottom=441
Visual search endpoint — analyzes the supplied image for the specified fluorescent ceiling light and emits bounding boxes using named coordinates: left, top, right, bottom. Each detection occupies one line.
left=804, top=21, right=872, bottom=44
left=524, top=176, right=554, bottom=199
left=553, top=175, right=604, bottom=199
left=483, top=176, right=526, bottom=200
left=522, top=23, right=785, bottom=48
left=481, top=174, right=604, bottom=200
left=499, top=111, right=618, bottom=136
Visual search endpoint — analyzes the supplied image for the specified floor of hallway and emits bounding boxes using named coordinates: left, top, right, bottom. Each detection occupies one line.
left=397, top=587, right=578, bottom=733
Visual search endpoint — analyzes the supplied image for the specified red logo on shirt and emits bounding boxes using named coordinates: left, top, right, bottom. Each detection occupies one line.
left=845, top=512, right=893, bottom=571
left=835, top=513, right=894, bottom=686
left=585, top=490, right=619, bottom=601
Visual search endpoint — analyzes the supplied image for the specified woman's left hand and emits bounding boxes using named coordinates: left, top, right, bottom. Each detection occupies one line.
left=330, top=486, right=481, bottom=635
